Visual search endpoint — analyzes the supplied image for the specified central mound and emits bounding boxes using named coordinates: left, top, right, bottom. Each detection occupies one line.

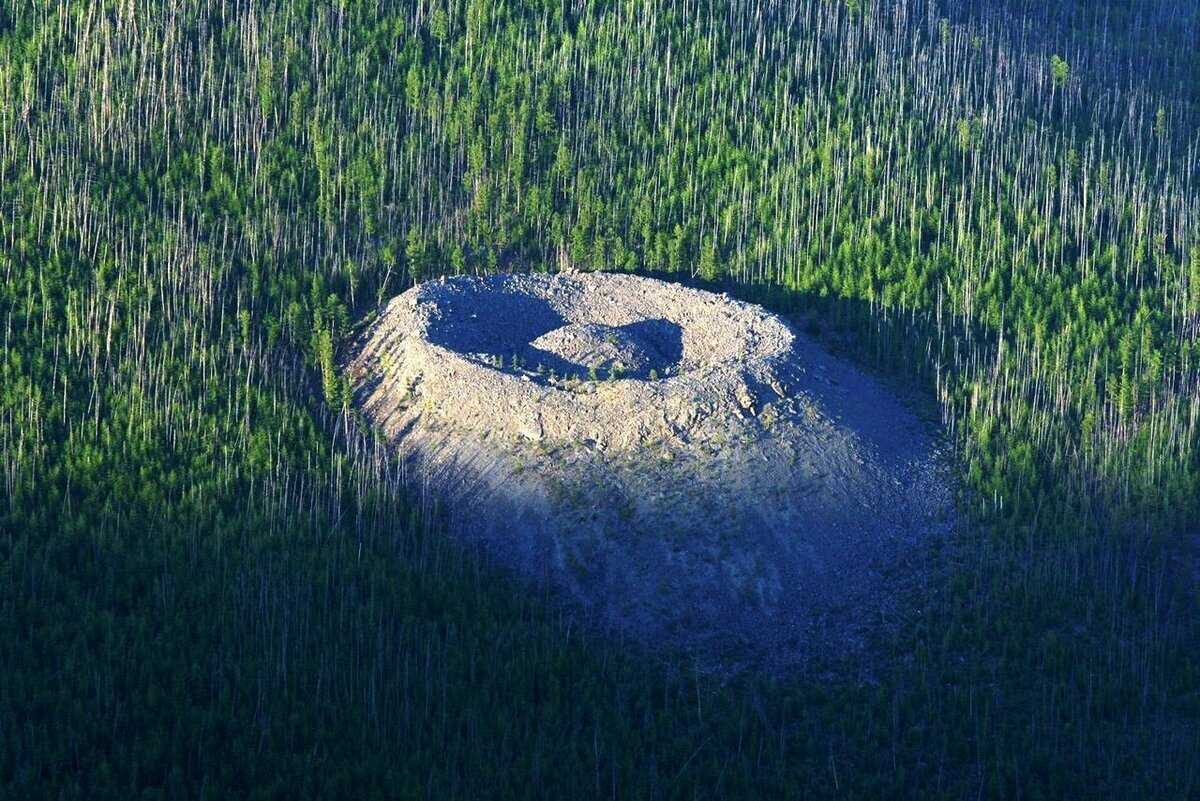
left=529, top=322, right=666, bottom=377
left=346, top=272, right=953, bottom=671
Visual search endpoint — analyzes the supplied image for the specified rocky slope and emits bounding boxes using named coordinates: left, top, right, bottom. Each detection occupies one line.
left=346, top=272, right=955, bottom=671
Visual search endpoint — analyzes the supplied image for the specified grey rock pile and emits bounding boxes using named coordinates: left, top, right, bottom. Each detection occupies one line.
left=346, top=272, right=955, bottom=672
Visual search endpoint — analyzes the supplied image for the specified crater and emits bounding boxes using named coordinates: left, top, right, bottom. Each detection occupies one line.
left=345, top=271, right=955, bottom=672
left=527, top=321, right=680, bottom=379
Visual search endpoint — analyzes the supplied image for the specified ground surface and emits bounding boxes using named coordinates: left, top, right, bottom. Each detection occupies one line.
left=346, top=272, right=956, bottom=671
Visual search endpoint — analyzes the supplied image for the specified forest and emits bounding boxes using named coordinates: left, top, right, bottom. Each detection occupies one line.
left=1, top=0, right=1197, bottom=798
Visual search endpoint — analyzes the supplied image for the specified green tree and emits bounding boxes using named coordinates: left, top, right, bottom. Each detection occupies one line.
left=1050, top=54, right=1071, bottom=88
left=406, top=228, right=428, bottom=284
left=698, top=238, right=721, bottom=281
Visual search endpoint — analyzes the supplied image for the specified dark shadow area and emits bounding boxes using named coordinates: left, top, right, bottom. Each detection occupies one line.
left=522, top=318, right=684, bottom=380
left=520, top=316, right=681, bottom=381
left=423, top=282, right=566, bottom=357
left=940, top=0, right=1200, bottom=104
left=423, top=281, right=686, bottom=382
left=627, top=267, right=967, bottom=404
left=620, top=318, right=684, bottom=371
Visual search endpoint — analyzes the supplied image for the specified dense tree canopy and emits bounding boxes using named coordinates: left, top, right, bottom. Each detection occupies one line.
left=1, top=0, right=1196, bottom=798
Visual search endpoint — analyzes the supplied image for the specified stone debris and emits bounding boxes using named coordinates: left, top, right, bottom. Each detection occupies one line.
left=345, top=272, right=955, bottom=673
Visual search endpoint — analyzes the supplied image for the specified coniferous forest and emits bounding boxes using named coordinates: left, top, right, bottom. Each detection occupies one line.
left=1, top=0, right=1198, bottom=797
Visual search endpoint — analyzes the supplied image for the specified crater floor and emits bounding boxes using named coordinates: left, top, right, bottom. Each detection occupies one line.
left=345, top=272, right=955, bottom=672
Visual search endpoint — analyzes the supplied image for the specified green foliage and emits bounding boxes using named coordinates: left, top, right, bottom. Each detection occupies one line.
left=0, top=0, right=1197, bottom=798
left=1050, top=54, right=1071, bottom=88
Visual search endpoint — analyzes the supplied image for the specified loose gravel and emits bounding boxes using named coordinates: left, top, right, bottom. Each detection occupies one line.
left=346, top=271, right=955, bottom=672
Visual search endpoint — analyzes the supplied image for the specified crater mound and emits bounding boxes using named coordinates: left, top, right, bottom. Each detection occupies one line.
left=529, top=322, right=665, bottom=378
left=346, top=272, right=954, bottom=672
